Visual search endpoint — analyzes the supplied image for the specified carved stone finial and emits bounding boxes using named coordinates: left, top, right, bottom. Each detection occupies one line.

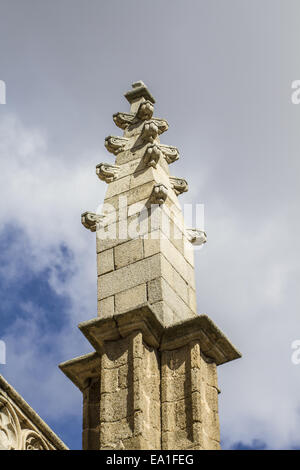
left=170, top=176, right=188, bottom=195
left=60, top=82, right=242, bottom=452
left=150, top=184, right=168, bottom=205
left=96, top=163, right=120, bottom=183
left=186, top=229, right=207, bottom=246
left=81, top=212, right=104, bottom=232
left=124, top=81, right=155, bottom=105
left=105, top=136, right=128, bottom=155
left=143, top=144, right=162, bottom=168
left=132, top=81, right=145, bottom=88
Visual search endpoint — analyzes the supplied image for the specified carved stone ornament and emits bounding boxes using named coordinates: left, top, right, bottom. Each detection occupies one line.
left=136, top=100, right=154, bottom=120
left=21, top=430, right=49, bottom=450
left=159, top=144, right=180, bottom=164
left=81, top=212, right=104, bottom=232
left=141, top=121, right=159, bottom=143
left=186, top=229, right=207, bottom=246
left=113, top=111, right=168, bottom=135
left=96, top=163, right=120, bottom=183
left=150, top=184, right=168, bottom=205
left=0, top=376, right=67, bottom=450
left=104, top=136, right=128, bottom=155
left=143, top=144, right=162, bottom=168
left=170, top=176, right=188, bottom=195
left=124, top=81, right=155, bottom=105
left=152, top=118, right=169, bottom=134
left=113, top=112, right=135, bottom=130
left=0, top=397, right=21, bottom=450
left=0, top=397, right=50, bottom=450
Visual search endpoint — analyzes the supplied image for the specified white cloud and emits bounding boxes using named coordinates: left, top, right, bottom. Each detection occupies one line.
left=0, top=114, right=106, bottom=427
left=0, top=114, right=106, bottom=319
left=2, top=301, right=84, bottom=420
left=194, top=204, right=300, bottom=449
left=1, top=113, right=300, bottom=449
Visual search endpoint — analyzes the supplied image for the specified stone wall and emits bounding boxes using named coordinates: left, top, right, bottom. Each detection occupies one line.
left=61, top=309, right=240, bottom=450
left=83, top=332, right=161, bottom=450
left=161, top=341, right=220, bottom=450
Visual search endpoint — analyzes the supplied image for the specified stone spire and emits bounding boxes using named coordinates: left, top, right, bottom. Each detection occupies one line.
left=59, top=82, right=241, bottom=450
left=88, top=80, right=204, bottom=326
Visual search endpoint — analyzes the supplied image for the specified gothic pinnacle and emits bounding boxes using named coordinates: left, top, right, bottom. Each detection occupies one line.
left=60, top=81, right=241, bottom=452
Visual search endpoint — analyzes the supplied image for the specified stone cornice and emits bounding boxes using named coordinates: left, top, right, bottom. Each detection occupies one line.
left=160, top=315, right=242, bottom=365
left=59, top=352, right=101, bottom=393
left=62, top=304, right=241, bottom=379
left=78, top=304, right=164, bottom=353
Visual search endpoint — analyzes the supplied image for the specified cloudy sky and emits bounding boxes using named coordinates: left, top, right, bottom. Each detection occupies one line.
left=0, top=0, right=300, bottom=450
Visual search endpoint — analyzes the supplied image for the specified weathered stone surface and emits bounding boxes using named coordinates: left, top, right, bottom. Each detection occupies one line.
left=95, top=332, right=161, bottom=449
left=61, top=303, right=241, bottom=450
left=104, top=181, right=155, bottom=212
left=82, top=429, right=100, bottom=451
left=97, top=254, right=161, bottom=300
left=114, top=238, right=143, bottom=269
left=115, top=284, right=147, bottom=314
left=148, top=277, right=196, bottom=322
left=82, top=377, right=100, bottom=450
left=148, top=300, right=174, bottom=326
left=97, top=248, right=114, bottom=275
left=98, top=295, right=114, bottom=318
left=143, top=231, right=195, bottom=284
left=105, top=174, right=131, bottom=198
left=160, top=340, right=222, bottom=450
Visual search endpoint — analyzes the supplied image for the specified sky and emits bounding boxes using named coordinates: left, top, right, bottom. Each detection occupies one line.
left=0, top=0, right=300, bottom=450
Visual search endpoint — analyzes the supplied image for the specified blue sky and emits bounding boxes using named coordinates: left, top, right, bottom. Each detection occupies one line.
left=1, top=0, right=300, bottom=450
